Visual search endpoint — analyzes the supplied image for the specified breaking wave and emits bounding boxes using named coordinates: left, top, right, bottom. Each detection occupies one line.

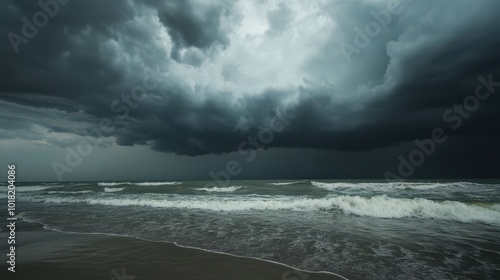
left=268, top=181, right=305, bottom=185
left=38, top=194, right=500, bottom=224
left=311, top=181, right=486, bottom=191
left=104, top=187, right=125, bottom=193
left=98, top=182, right=130, bottom=187
left=195, top=186, right=243, bottom=192
left=48, top=190, right=94, bottom=194
left=134, top=182, right=181, bottom=186
left=15, top=186, right=53, bottom=192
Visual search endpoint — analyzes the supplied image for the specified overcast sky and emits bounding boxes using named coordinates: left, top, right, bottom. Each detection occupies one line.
left=1, top=0, right=499, bottom=182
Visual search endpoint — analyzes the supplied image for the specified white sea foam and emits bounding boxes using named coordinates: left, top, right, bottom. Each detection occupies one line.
left=48, top=190, right=94, bottom=194
left=491, top=204, right=500, bottom=212
left=15, top=186, right=52, bottom=192
left=311, top=181, right=483, bottom=191
left=39, top=194, right=500, bottom=224
left=329, top=195, right=500, bottom=224
left=98, top=182, right=130, bottom=186
left=41, top=195, right=326, bottom=211
left=14, top=212, right=38, bottom=223
left=104, top=187, right=125, bottom=193
left=135, top=182, right=181, bottom=186
left=269, top=181, right=303, bottom=185
left=196, top=186, right=243, bottom=192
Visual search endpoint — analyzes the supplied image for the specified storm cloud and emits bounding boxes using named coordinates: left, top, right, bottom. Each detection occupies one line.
left=1, top=0, right=500, bottom=179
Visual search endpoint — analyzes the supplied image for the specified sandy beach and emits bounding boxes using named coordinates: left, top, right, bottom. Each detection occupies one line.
left=1, top=221, right=347, bottom=280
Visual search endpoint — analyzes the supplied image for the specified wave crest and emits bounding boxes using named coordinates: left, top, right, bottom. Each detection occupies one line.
left=16, top=186, right=52, bottom=192
left=268, top=181, right=305, bottom=186
left=37, top=195, right=500, bottom=224
left=311, top=181, right=485, bottom=191
left=195, top=186, right=243, bottom=192
left=98, top=182, right=130, bottom=187
left=104, top=187, right=125, bottom=193
left=135, top=182, right=181, bottom=186
left=330, top=195, right=500, bottom=224
left=48, top=190, right=94, bottom=194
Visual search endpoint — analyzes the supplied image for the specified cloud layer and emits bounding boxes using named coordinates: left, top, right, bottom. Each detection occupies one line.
left=1, top=0, right=500, bottom=161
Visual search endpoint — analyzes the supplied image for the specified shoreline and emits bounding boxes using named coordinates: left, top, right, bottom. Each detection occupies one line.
left=1, top=220, right=349, bottom=280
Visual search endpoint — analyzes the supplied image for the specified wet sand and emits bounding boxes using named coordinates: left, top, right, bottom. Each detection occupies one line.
left=1, top=222, right=348, bottom=280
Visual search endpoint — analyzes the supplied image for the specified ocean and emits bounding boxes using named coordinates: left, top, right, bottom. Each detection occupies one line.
left=3, top=179, right=500, bottom=279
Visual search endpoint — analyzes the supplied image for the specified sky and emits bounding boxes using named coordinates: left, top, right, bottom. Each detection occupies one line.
left=1, top=0, right=499, bottom=182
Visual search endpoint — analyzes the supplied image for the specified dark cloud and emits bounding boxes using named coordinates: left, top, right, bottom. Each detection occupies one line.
left=1, top=0, right=500, bottom=179
left=143, top=0, right=234, bottom=61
